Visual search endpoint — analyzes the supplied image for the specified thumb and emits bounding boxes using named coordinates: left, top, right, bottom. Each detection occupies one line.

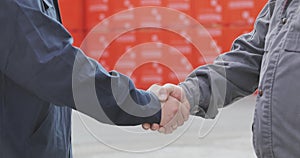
left=147, top=84, right=168, bottom=102
left=157, top=86, right=168, bottom=101
left=163, top=84, right=184, bottom=101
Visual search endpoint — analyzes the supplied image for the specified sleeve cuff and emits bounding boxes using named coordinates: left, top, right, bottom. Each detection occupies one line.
left=145, top=92, right=162, bottom=124
left=179, top=80, right=204, bottom=117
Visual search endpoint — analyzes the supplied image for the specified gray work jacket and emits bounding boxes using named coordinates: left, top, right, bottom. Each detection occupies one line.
left=181, top=0, right=300, bottom=157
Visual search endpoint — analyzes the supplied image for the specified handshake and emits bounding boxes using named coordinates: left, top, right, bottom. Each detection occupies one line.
left=143, top=84, right=190, bottom=134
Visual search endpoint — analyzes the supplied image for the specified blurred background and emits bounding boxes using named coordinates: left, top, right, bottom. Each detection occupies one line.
left=57, top=0, right=267, bottom=157
left=58, top=0, right=267, bottom=90
left=71, top=96, right=257, bottom=158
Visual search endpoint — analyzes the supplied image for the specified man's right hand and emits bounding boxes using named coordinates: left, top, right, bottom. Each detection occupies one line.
left=144, top=84, right=190, bottom=134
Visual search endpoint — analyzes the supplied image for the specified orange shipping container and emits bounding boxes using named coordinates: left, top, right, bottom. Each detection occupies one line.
left=221, top=26, right=253, bottom=52
left=192, top=0, right=222, bottom=25
left=99, top=31, right=137, bottom=69
left=85, top=0, right=112, bottom=30
left=70, top=30, right=85, bottom=47
left=221, top=0, right=256, bottom=26
left=59, top=0, right=84, bottom=31
left=131, top=63, right=178, bottom=89
left=130, top=0, right=165, bottom=7
left=165, top=0, right=193, bottom=16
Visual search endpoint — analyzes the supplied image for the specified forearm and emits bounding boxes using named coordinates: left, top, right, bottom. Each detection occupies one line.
left=1, top=0, right=161, bottom=126
left=180, top=3, right=271, bottom=119
left=73, top=52, right=161, bottom=125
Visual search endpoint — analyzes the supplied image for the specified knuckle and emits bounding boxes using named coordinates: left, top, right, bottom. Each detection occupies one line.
left=178, top=122, right=184, bottom=126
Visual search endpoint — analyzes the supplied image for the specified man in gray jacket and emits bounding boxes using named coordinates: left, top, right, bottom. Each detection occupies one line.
left=144, top=0, right=300, bottom=157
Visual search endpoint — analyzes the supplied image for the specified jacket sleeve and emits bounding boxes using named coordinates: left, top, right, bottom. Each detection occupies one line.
left=0, top=0, right=161, bottom=125
left=180, top=3, right=272, bottom=119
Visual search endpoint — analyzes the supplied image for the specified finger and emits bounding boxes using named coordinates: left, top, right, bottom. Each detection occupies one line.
left=157, top=87, right=168, bottom=101
left=158, top=127, right=166, bottom=133
left=151, top=124, right=160, bottom=131
left=142, top=123, right=151, bottom=130
left=170, top=106, right=184, bottom=127
left=182, top=97, right=191, bottom=111
left=163, top=125, right=174, bottom=134
left=180, top=102, right=190, bottom=121
left=163, top=97, right=185, bottom=128
left=165, top=85, right=191, bottom=116
left=172, top=124, right=178, bottom=130
left=163, top=111, right=180, bottom=133
left=177, top=119, right=184, bottom=127
left=161, top=126, right=170, bottom=134
left=177, top=109, right=185, bottom=127
left=168, top=115, right=179, bottom=129
left=160, top=97, right=179, bottom=126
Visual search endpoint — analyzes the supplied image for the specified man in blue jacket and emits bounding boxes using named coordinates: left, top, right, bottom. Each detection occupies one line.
left=0, top=0, right=190, bottom=158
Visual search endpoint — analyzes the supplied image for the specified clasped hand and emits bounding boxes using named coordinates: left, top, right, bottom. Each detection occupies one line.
left=143, top=84, right=190, bottom=134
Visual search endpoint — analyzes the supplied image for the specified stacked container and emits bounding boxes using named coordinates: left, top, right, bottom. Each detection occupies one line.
left=59, top=0, right=267, bottom=89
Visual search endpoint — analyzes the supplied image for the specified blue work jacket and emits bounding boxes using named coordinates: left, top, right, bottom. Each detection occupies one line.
left=0, top=0, right=161, bottom=158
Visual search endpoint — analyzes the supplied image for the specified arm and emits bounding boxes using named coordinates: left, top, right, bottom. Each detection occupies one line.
left=180, top=3, right=272, bottom=119
left=0, top=0, right=160, bottom=125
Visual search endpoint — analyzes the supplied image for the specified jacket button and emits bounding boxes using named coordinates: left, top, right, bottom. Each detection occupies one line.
left=282, top=17, right=287, bottom=24
left=258, top=90, right=263, bottom=97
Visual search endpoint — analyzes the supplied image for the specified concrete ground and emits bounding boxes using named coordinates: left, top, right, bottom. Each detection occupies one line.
left=72, top=95, right=257, bottom=158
